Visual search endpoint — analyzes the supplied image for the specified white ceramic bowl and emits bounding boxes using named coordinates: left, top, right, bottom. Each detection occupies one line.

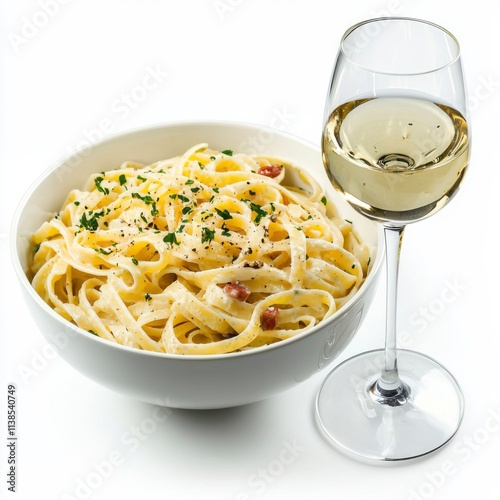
left=12, top=121, right=383, bottom=409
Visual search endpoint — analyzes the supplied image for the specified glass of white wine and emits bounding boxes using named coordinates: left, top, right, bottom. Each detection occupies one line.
left=316, top=18, right=470, bottom=462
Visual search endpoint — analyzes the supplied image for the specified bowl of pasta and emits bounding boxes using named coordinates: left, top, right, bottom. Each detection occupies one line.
left=12, top=121, right=383, bottom=409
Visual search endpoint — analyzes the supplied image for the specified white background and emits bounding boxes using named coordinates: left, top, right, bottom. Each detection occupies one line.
left=1, top=1, right=498, bottom=499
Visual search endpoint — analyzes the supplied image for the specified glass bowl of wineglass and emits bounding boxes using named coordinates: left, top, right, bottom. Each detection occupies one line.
left=316, top=17, right=470, bottom=462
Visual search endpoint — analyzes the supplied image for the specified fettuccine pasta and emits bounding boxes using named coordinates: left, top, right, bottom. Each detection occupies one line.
left=30, top=144, right=371, bottom=354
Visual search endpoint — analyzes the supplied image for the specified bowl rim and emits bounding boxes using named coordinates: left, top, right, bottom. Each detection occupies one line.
left=11, top=119, right=384, bottom=362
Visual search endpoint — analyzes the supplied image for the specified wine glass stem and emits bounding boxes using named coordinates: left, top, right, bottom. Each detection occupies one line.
left=371, top=225, right=410, bottom=405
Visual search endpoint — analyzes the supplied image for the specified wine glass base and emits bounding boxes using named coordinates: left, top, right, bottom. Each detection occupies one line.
left=316, top=349, right=464, bottom=463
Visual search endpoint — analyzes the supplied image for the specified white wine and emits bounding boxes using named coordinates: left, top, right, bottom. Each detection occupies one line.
left=323, top=97, right=470, bottom=223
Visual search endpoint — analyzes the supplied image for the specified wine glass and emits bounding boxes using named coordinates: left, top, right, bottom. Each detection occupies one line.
left=316, top=17, right=470, bottom=462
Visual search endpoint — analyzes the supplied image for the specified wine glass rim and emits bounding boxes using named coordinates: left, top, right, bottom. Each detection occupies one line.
left=340, top=17, right=461, bottom=76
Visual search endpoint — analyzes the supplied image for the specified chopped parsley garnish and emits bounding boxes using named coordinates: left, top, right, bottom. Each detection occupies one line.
left=247, top=201, right=268, bottom=224
left=95, top=247, right=112, bottom=255
left=79, top=210, right=104, bottom=231
left=215, top=208, right=233, bottom=220
left=221, top=149, right=233, bottom=156
left=137, top=175, right=147, bottom=183
left=201, top=227, right=215, bottom=243
left=94, top=176, right=109, bottom=195
left=163, top=232, right=180, bottom=246
left=320, top=196, right=327, bottom=206
left=132, top=192, right=154, bottom=204
left=119, top=174, right=127, bottom=186
left=145, top=293, right=152, bottom=301
left=185, top=179, right=195, bottom=185
left=131, top=192, right=159, bottom=216
left=131, top=257, right=139, bottom=265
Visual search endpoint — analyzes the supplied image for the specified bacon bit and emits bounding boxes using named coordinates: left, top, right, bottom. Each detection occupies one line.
left=258, top=164, right=283, bottom=178
left=260, top=306, right=279, bottom=330
left=224, top=281, right=250, bottom=302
